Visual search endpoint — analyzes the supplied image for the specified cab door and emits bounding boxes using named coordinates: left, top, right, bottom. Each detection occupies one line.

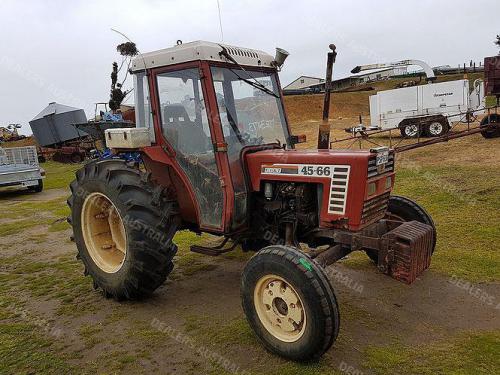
left=152, top=64, right=225, bottom=230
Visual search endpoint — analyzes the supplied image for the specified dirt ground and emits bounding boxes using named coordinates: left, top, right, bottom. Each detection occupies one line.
left=1, top=89, right=499, bottom=374
left=1, top=186, right=498, bottom=374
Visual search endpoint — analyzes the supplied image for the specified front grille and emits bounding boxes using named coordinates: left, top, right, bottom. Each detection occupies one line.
left=328, top=165, right=351, bottom=215
left=367, top=152, right=395, bottom=178
left=361, top=192, right=390, bottom=224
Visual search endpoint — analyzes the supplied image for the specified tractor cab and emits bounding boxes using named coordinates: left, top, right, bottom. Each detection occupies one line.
left=124, top=41, right=400, bottom=238
left=130, top=41, right=292, bottom=232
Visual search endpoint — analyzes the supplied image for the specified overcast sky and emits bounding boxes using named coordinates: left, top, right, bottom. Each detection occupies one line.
left=1, top=0, right=498, bottom=134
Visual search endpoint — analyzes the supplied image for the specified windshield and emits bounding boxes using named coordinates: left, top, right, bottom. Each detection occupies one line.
left=211, top=67, right=289, bottom=149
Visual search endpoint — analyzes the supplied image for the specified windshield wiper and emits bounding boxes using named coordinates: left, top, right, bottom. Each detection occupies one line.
left=218, top=46, right=280, bottom=99
left=225, top=108, right=245, bottom=145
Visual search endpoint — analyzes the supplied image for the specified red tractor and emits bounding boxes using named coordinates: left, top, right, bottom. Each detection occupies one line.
left=68, top=41, right=436, bottom=360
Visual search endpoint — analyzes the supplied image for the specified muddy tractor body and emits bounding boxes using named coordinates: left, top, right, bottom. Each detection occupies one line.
left=68, top=41, right=436, bottom=360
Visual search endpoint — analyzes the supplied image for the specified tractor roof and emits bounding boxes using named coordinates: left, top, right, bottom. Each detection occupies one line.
left=131, top=40, right=275, bottom=72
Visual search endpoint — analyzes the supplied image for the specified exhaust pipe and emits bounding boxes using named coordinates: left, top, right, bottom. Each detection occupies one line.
left=318, top=44, right=337, bottom=149
left=273, top=47, right=289, bottom=69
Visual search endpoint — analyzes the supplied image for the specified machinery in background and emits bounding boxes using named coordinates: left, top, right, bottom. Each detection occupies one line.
left=0, top=124, right=26, bottom=143
left=352, top=60, right=485, bottom=138
left=28, top=43, right=138, bottom=163
left=29, top=102, right=91, bottom=163
left=29, top=102, right=134, bottom=163
left=480, top=55, right=500, bottom=138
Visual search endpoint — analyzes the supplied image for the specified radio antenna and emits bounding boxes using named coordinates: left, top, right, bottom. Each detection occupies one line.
left=216, top=0, right=224, bottom=42
left=110, top=28, right=151, bottom=127
left=111, top=28, right=147, bottom=72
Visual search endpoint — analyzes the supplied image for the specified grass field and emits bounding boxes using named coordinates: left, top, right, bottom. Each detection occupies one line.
left=0, top=86, right=499, bottom=374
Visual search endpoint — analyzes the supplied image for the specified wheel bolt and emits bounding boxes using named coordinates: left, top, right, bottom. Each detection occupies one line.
left=290, top=303, right=295, bottom=308
left=269, top=291, right=273, bottom=296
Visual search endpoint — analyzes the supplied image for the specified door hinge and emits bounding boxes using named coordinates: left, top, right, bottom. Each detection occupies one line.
left=161, top=145, right=173, bottom=156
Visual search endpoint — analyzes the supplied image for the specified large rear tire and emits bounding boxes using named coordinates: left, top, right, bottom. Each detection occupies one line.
left=241, top=245, right=340, bottom=361
left=68, top=159, right=179, bottom=300
left=366, top=195, right=436, bottom=263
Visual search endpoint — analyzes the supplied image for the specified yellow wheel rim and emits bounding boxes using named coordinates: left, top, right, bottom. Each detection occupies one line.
left=254, top=274, right=306, bottom=343
left=81, top=192, right=127, bottom=273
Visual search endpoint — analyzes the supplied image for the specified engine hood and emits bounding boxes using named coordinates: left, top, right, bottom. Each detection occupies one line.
left=245, top=148, right=373, bottom=191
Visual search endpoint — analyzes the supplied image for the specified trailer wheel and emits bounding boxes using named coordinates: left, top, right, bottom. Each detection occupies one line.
left=480, top=114, right=500, bottom=139
left=67, top=159, right=180, bottom=300
left=399, top=123, right=420, bottom=138
left=425, top=120, right=449, bottom=137
left=28, top=179, right=43, bottom=193
left=241, top=245, right=339, bottom=361
left=365, top=195, right=436, bottom=263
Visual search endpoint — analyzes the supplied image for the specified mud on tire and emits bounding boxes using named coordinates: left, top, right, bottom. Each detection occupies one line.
left=67, top=159, right=179, bottom=300
left=241, top=245, right=340, bottom=361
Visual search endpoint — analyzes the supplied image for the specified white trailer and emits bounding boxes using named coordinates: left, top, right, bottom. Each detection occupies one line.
left=352, top=59, right=485, bottom=137
left=0, top=146, right=45, bottom=193
left=368, top=79, right=485, bottom=137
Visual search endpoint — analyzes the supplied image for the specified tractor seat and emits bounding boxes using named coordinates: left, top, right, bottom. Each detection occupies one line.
left=163, top=104, right=210, bottom=154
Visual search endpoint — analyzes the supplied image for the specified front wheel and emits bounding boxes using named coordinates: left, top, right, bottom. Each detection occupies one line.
left=241, top=245, right=340, bottom=361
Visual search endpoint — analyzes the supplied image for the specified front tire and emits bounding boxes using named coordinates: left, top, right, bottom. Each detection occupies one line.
left=68, top=159, right=179, bottom=300
left=366, top=195, right=436, bottom=263
left=241, top=245, right=340, bottom=361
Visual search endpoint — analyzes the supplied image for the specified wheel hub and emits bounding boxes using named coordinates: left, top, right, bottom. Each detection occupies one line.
left=81, top=192, right=127, bottom=273
left=254, top=275, right=306, bottom=342
left=405, top=124, right=418, bottom=137
left=429, top=122, right=443, bottom=135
